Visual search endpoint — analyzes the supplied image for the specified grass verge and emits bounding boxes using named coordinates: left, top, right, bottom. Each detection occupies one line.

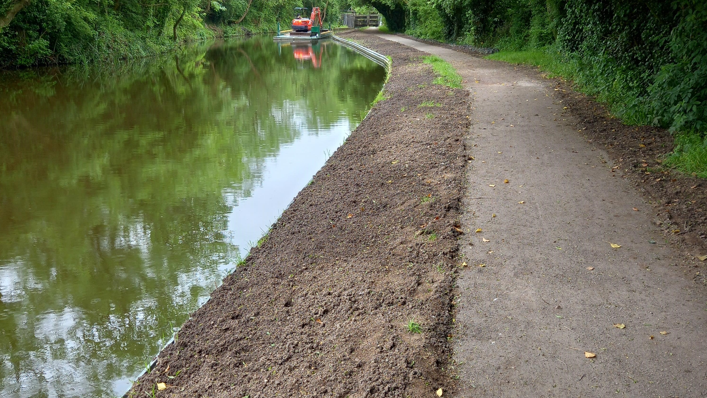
left=665, top=133, right=707, bottom=178
left=422, top=55, right=463, bottom=89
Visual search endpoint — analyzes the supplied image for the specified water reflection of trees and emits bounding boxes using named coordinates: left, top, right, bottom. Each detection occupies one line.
left=0, top=37, right=385, bottom=397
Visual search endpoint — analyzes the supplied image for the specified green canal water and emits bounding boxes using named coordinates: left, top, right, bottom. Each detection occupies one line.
left=0, top=36, right=385, bottom=397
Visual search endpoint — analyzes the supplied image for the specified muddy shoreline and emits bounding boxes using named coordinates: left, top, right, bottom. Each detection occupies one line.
left=127, top=32, right=470, bottom=397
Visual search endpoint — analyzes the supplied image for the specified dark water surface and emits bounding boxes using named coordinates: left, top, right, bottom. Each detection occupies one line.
left=0, top=36, right=385, bottom=397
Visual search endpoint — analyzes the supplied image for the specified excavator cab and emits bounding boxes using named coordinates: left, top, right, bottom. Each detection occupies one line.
left=291, top=7, right=310, bottom=32
left=291, top=6, right=323, bottom=34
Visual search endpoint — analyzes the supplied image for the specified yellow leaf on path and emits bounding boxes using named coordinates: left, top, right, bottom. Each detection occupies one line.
left=475, top=228, right=483, bottom=233
left=504, top=179, right=509, bottom=183
left=697, top=255, right=707, bottom=261
left=518, top=201, right=525, bottom=204
left=632, top=207, right=639, bottom=211
left=478, top=263, right=485, bottom=267
left=347, top=214, right=354, bottom=219
left=614, top=323, right=626, bottom=329
left=585, top=352, right=596, bottom=358
left=610, top=243, right=621, bottom=249
left=492, top=213, right=497, bottom=218
left=157, top=383, right=167, bottom=391
left=586, top=267, right=595, bottom=271
left=639, top=144, right=646, bottom=148
left=649, top=335, right=654, bottom=340
left=461, top=262, right=468, bottom=267
left=391, top=160, right=399, bottom=164
left=482, top=238, right=490, bottom=242
left=437, top=388, right=444, bottom=397
left=660, top=331, right=669, bottom=335
left=489, top=184, right=496, bottom=187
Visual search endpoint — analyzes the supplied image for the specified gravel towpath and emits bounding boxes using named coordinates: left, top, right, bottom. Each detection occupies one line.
left=377, top=33, right=707, bottom=397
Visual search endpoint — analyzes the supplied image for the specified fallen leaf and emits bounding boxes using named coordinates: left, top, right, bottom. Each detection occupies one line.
left=584, top=352, right=596, bottom=358
left=391, top=160, right=399, bottom=164
left=610, top=243, right=621, bottom=249
left=461, top=262, right=468, bottom=267
left=660, top=331, right=669, bottom=335
left=698, top=255, right=707, bottom=261
left=482, top=238, right=490, bottom=242
left=632, top=207, right=639, bottom=211
left=504, top=179, right=509, bottom=183
left=437, top=388, right=444, bottom=397
left=475, top=228, right=483, bottom=233
left=673, top=229, right=680, bottom=234
left=639, top=144, right=646, bottom=148
left=586, top=267, right=594, bottom=271
left=478, top=263, right=486, bottom=267
left=613, top=323, right=626, bottom=329
left=497, top=151, right=502, bottom=154
left=347, top=214, right=354, bottom=219
left=489, top=184, right=496, bottom=187
left=518, top=201, right=525, bottom=204
left=649, top=335, right=654, bottom=339
left=492, top=213, right=497, bottom=218
left=454, top=227, right=464, bottom=233
left=157, top=383, right=167, bottom=391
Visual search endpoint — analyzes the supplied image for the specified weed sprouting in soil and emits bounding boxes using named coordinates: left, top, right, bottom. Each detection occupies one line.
left=257, top=229, right=271, bottom=248
left=419, top=101, right=442, bottom=107
left=407, top=320, right=422, bottom=334
left=425, top=113, right=435, bottom=119
left=421, top=195, right=435, bottom=203
left=428, top=233, right=438, bottom=241
left=422, top=56, right=463, bottom=89
left=371, top=90, right=391, bottom=106
left=401, top=106, right=407, bottom=112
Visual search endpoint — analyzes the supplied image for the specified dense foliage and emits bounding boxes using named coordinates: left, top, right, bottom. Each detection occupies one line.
left=0, top=0, right=350, bottom=67
left=366, top=0, right=705, bottom=173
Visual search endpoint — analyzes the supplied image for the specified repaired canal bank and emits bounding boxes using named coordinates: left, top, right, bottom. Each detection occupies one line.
left=127, top=32, right=470, bottom=397
left=129, top=28, right=707, bottom=398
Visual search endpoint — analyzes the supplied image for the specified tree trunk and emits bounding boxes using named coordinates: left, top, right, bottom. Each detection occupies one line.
left=0, top=0, right=31, bottom=29
left=232, top=0, right=252, bottom=24
left=173, top=5, right=186, bottom=41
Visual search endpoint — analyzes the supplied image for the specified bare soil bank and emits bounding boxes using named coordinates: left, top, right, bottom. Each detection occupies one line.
left=127, top=32, right=470, bottom=397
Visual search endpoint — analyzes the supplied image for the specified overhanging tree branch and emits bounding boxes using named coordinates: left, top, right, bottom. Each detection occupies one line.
left=173, top=4, right=187, bottom=41
left=0, top=0, right=31, bottom=29
left=232, top=0, right=252, bottom=24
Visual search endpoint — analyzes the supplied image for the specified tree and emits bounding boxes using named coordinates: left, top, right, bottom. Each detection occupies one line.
left=0, top=0, right=31, bottom=29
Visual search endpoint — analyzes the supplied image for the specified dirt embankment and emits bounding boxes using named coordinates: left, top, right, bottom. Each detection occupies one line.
left=127, top=32, right=470, bottom=397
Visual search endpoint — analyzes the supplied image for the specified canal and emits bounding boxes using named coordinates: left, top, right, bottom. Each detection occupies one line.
left=0, top=36, right=385, bottom=397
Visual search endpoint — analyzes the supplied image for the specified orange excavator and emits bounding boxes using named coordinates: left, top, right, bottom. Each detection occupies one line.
left=291, top=7, right=323, bottom=33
